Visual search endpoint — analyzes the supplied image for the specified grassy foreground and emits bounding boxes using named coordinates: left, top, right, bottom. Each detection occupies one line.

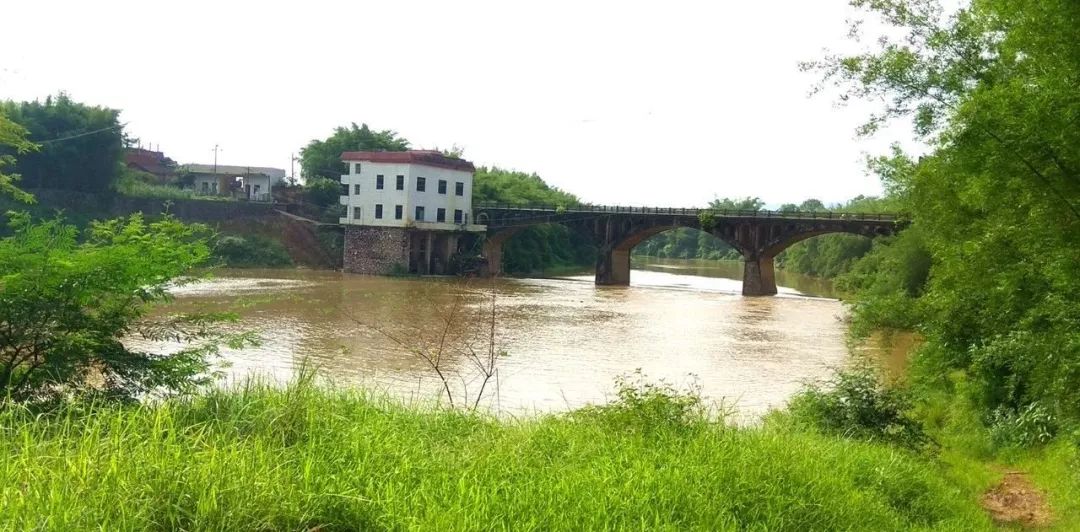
left=0, top=380, right=998, bottom=531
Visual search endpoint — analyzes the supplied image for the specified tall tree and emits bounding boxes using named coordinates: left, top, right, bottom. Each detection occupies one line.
left=814, top=0, right=1080, bottom=423
left=299, top=123, right=410, bottom=181
left=0, top=93, right=124, bottom=192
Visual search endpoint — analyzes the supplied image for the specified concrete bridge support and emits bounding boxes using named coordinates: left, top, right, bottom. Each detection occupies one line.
left=595, top=247, right=631, bottom=285
left=742, top=255, right=778, bottom=296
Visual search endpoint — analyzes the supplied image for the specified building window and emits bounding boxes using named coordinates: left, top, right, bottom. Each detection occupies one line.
left=415, top=206, right=425, bottom=221
left=376, top=175, right=384, bottom=190
left=416, top=177, right=426, bottom=192
left=396, top=175, right=404, bottom=190
left=438, top=180, right=447, bottom=194
left=354, top=163, right=361, bottom=174
left=353, top=184, right=360, bottom=195
left=436, top=208, right=446, bottom=222
left=353, top=206, right=362, bottom=219
left=395, top=205, right=403, bottom=219
left=455, top=182, right=464, bottom=196
left=201, top=181, right=209, bottom=192
left=454, top=209, right=463, bottom=224
left=375, top=204, right=383, bottom=219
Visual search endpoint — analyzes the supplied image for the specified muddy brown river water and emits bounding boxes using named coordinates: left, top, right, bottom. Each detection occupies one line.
left=137, top=258, right=881, bottom=420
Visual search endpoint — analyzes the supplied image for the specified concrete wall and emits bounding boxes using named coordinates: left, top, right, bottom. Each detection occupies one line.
left=342, top=225, right=410, bottom=274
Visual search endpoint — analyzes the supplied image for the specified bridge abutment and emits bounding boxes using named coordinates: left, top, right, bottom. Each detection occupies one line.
left=742, top=256, right=778, bottom=296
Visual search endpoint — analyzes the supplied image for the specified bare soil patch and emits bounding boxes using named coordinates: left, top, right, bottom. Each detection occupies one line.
left=981, top=471, right=1052, bottom=528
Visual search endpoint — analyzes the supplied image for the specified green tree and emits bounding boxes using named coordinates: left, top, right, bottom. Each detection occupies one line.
left=812, top=0, right=1080, bottom=426
left=473, top=167, right=580, bottom=207
left=0, top=111, right=37, bottom=203
left=472, top=167, right=592, bottom=273
left=299, top=123, right=409, bottom=181
left=0, top=212, right=248, bottom=403
left=707, top=196, right=765, bottom=211
left=304, top=176, right=344, bottom=208
left=0, top=93, right=124, bottom=192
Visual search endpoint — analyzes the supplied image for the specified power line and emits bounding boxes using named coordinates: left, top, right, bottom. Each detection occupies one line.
left=32, top=123, right=127, bottom=145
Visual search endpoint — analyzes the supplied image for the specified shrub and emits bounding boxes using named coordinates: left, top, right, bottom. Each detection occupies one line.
left=0, top=212, right=248, bottom=403
left=573, top=370, right=709, bottom=435
left=788, top=365, right=929, bottom=449
left=988, top=402, right=1058, bottom=449
left=212, top=234, right=292, bottom=268
left=304, top=177, right=341, bottom=207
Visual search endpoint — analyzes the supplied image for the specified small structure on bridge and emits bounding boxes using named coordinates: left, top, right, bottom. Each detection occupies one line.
left=339, top=150, right=486, bottom=275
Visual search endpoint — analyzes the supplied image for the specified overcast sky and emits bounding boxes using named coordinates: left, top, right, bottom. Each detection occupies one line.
left=3, top=0, right=912, bottom=207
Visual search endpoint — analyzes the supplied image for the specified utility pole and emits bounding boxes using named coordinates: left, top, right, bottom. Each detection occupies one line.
left=212, top=144, right=221, bottom=173
left=290, top=152, right=295, bottom=180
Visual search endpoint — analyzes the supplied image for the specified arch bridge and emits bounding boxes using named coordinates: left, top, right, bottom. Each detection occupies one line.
left=474, top=204, right=908, bottom=296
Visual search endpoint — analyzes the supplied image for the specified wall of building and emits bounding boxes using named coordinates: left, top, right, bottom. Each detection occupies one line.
left=342, top=225, right=410, bottom=274
left=339, top=161, right=474, bottom=230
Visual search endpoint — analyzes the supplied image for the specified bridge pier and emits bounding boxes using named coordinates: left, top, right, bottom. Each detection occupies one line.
left=742, top=255, right=777, bottom=296
left=596, top=247, right=631, bottom=285
left=481, top=238, right=504, bottom=276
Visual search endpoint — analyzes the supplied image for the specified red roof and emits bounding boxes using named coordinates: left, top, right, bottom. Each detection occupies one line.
left=124, top=148, right=175, bottom=177
left=340, top=150, right=475, bottom=172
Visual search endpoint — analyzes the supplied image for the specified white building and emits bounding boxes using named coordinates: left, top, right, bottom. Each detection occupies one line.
left=183, top=164, right=287, bottom=202
left=338, top=150, right=485, bottom=275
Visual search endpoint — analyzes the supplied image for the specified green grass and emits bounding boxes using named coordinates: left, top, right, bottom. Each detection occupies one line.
left=0, top=378, right=996, bottom=531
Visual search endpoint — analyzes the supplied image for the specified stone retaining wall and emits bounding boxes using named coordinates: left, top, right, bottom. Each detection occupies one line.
left=343, top=226, right=409, bottom=274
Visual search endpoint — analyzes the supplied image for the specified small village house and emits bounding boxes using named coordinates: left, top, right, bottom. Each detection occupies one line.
left=181, top=164, right=287, bottom=202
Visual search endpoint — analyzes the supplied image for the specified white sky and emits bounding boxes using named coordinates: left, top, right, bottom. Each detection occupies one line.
left=2, top=0, right=913, bottom=207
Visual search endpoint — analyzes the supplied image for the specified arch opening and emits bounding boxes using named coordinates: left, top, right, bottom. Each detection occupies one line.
left=482, top=223, right=595, bottom=277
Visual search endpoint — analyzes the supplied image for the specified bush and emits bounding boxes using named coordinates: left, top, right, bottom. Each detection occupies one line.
left=304, top=177, right=341, bottom=208
left=988, top=403, right=1058, bottom=449
left=788, top=365, right=930, bottom=449
left=0, top=212, right=247, bottom=403
left=213, top=234, right=292, bottom=268
left=573, top=370, right=709, bottom=435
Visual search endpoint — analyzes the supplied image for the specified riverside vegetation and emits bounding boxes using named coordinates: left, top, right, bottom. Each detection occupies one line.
left=2, top=0, right=1080, bottom=528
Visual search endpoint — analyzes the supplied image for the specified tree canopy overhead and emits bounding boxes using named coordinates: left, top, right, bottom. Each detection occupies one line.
left=299, top=123, right=410, bottom=181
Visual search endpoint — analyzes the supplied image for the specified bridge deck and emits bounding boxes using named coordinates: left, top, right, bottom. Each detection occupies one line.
left=475, top=203, right=904, bottom=222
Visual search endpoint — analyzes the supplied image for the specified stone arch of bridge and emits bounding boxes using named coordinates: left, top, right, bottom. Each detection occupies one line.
left=480, top=221, right=598, bottom=276
left=760, top=226, right=888, bottom=259
left=597, top=224, right=742, bottom=286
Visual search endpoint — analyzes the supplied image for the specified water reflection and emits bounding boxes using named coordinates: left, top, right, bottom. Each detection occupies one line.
left=133, top=260, right=854, bottom=420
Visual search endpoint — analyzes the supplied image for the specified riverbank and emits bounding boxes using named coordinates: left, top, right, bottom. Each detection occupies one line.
left=0, top=377, right=996, bottom=530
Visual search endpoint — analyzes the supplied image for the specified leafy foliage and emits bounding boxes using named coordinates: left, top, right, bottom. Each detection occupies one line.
left=213, top=234, right=293, bottom=268
left=299, top=123, right=409, bottom=181
left=788, top=365, right=929, bottom=449
left=473, top=167, right=595, bottom=273
left=813, top=0, right=1080, bottom=435
left=0, top=111, right=37, bottom=204
left=574, top=370, right=708, bottom=435
left=473, top=166, right=580, bottom=207
left=0, top=213, right=246, bottom=403
left=0, top=93, right=124, bottom=192
left=303, top=176, right=343, bottom=208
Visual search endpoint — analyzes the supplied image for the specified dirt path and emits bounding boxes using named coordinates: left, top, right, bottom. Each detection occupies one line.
left=981, top=471, right=1052, bottom=528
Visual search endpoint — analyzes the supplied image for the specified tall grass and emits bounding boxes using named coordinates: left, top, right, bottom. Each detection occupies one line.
left=0, top=377, right=994, bottom=531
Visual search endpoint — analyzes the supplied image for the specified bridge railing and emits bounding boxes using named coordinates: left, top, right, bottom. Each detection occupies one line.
left=473, top=203, right=906, bottom=221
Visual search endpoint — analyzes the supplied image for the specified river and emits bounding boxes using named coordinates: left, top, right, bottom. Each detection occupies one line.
left=141, top=258, right=866, bottom=420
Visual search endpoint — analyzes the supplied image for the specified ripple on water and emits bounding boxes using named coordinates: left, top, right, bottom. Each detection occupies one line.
left=138, top=261, right=856, bottom=422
